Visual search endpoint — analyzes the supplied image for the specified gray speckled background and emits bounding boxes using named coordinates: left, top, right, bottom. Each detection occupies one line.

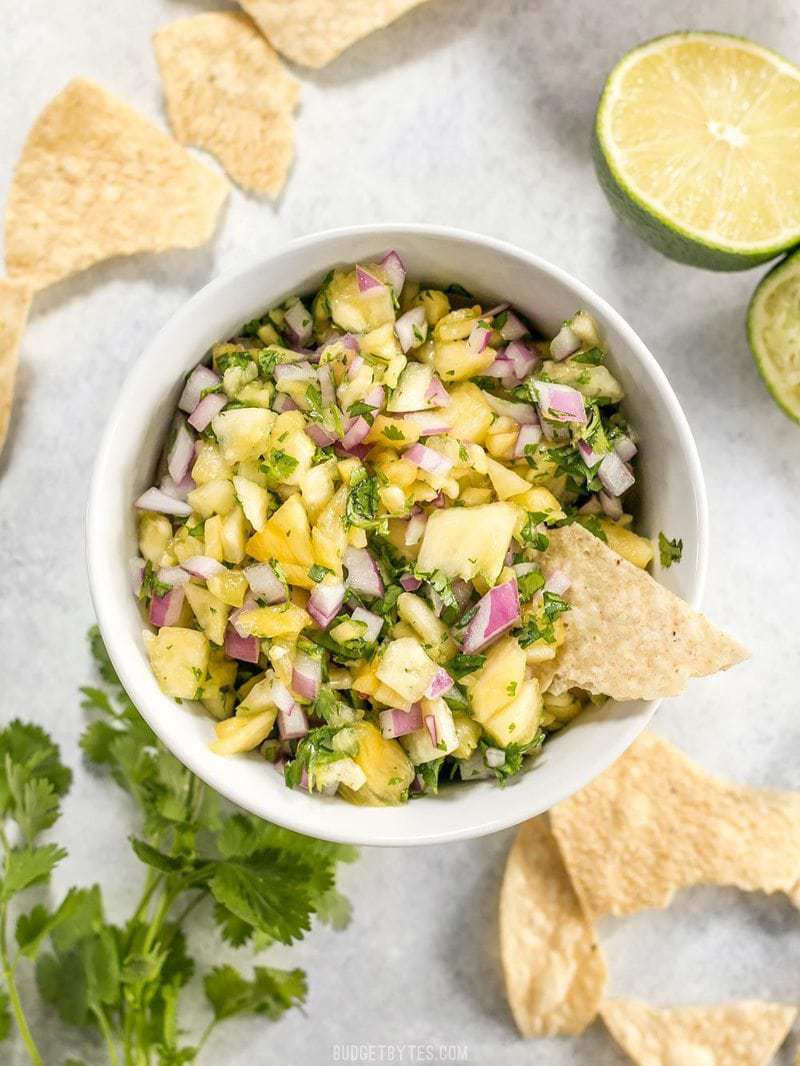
left=2, top=0, right=800, bottom=1062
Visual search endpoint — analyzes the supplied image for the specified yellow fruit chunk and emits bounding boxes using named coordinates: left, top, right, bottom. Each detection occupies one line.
left=366, top=415, right=420, bottom=449
left=486, top=457, right=531, bottom=500
left=375, top=637, right=437, bottom=704
left=469, top=636, right=527, bottom=724
left=185, top=583, right=230, bottom=645
left=434, top=339, right=495, bottom=382
left=206, top=568, right=248, bottom=607
left=210, top=709, right=276, bottom=755
left=598, top=518, right=654, bottom=568
left=485, top=678, right=542, bottom=747
left=269, top=494, right=314, bottom=565
left=417, top=501, right=519, bottom=583
left=236, top=602, right=311, bottom=639
left=145, top=627, right=209, bottom=700
left=443, top=383, right=494, bottom=442
left=339, top=721, right=414, bottom=807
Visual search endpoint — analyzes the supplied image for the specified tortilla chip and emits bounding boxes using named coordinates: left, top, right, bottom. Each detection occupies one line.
left=499, top=815, right=607, bottom=1036
left=0, top=279, right=33, bottom=454
left=601, top=999, right=797, bottom=1066
left=238, top=0, right=430, bottom=68
left=5, top=78, right=228, bottom=290
left=543, top=524, right=747, bottom=700
left=154, top=13, right=300, bottom=197
left=551, top=733, right=800, bottom=918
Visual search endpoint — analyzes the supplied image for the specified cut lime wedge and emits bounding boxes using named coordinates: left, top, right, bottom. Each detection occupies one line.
left=595, top=33, right=800, bottom=270
left=748, top=250, right=800, bottom=422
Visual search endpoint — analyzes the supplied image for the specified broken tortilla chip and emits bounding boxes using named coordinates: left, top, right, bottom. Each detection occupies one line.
left=0, top=278, right=33, bottom=454
left=601, top=999, right=797, bottom=1066
left=238, top=0, right=430, bottom=68
left=543, top=524, right=747, bottom=700
left=499, top=815, right=606, bottom=1036
left=154, top=13, right=300, bottom=197
left=5, top=78, right=228, bottom=290
left=551, top=733, right=800, bottom=918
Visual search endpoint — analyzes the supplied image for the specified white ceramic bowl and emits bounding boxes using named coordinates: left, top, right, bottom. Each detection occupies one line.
left=87, top=224, right=707, bottom=847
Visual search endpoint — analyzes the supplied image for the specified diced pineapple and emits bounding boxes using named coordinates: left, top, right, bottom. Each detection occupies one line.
left=192, top=440, right=232, bottom=485
left=417, top=289, right=450, bottom=325
left=184, top=583, right=230, bottom=645
left=236, top=382, right=273, bottom=408
left=237, top=460, right=269, bottom=488
left=417, top=502, right=519, bottom=583
left=434, top=340, right=495, bottom=383
left=232, top=476, right=269, bottom=531
left=452, top=714, right=482, bottom=759
left=366, top=415, right=420, bottom=449
left=268, top=410, right=307, bottom=442
left=221, top=506, right=248, bottom=564
left=311, top=486, right=348, bottom=576
left=339, top=721, right=414, bottom=806
left=336, top=458, right=364, bottom=486
left=314, top=757, right=367, bottom=794
left=237, top=676, right=278, bottom=715
left=170, top=524, right=203, bottom=565
left=541, top=690, right=585, bottom=730
left=222, top=360, right=258, bottom=398
left=200, top=649, right=238, bottom=704
left=138, top=513, right=172, bottom=564
left=269, top=494, right=314, bottom=565
left=378, top=485, right=407, bottom=514
left=459, top=487, right=493, bottom=506
left=468, top=636, right=527, bottom=724
left=485, top=457, right=530, bottom=501
left=328, top=269, right=395, bottom=333
left=207, top=568, right=248, bottom=608
left=212, top=408, right=275, bottom=463
left=541, top=360, right=623, bottom=404
left=203, top=515, right=224, bottom=562
left=278, top=429, right=316, bottom=487
left=513, top=486, right=565, bottom=520
left=383, top=353, right=408, bottom=389
left=246, top=522, right=293, bottom=566
left=433, top=307, right=482, bottom=342
left=351, top=667, right=414, bottom=711
left=401, top=698, right=459, bottom=763
left=396, top=593, right=457, bottom=662
left=485, top=418, right=518, bottom=461
left=443, top=383, right=494, bottom=443
left=382, top=458, right=417, bottom=489
left=210, top=709, right=276, bottom=755
left=598, top=519, right=654, bottom=569
left=299, top=460, right=335, bottom=522
left=144, top=626, right=209, bottom=700
left=386, top=363, right=434, bottom=412
left=360, top=321, right=402, bottom=361
left=375, top=637, right=437, bottom=704
left=484, top=678, right=542, bottom=747
left=187, top=479, right=236, bottom=519
left=236, top=603, right=311, bottom=639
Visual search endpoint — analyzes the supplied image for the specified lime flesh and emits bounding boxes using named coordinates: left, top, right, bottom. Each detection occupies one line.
left=748, top=250, right=800, bottom=422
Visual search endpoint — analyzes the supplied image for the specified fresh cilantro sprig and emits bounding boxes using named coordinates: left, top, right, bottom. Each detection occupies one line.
left=0, top=629, right=356, bottom=1065
left=659, top=532, right=683, bottom=568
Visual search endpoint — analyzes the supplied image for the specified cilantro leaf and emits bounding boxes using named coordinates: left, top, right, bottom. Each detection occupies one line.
left=1, top=844, right=67, bottom=902
left=516, top=568, right=545, bottom=603
left=659, top=532, right=683, bottom=568
left=204, top=964, right=307, bottom=1022
left=345, top=471, right=385, bottom=532
left=446, top=654, right=486, bottom=679
left=0, top=720, right=72, bottom=820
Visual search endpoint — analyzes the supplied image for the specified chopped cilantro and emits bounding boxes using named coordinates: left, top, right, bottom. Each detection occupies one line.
left=659, top=532, right=683, bottom=568
left=570, top=346, right=604, bottom=365
left=261, top=450, right=299, bottom=484
left=308, top=564, right=332, bottom=582
left=382, top=424, right=404, bottom=441
left=446, top=654, right=486, bottom=679
left=345, top=471, right=385, bottom=532
left=519, top=511, right=550, bottom=551
left=516, top=568, right=545, bottom=602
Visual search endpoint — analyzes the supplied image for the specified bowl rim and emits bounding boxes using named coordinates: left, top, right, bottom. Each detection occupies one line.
left=86, top=222, right=709, bottom=846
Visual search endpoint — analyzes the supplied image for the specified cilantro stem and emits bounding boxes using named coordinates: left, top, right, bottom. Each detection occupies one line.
left=0, top=877, right=44, bottom=1066
left=92, top=1003, right=122, bottom=1066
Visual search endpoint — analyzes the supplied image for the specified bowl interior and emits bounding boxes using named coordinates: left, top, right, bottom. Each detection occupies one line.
left=87, top=225, right=707, bottom=846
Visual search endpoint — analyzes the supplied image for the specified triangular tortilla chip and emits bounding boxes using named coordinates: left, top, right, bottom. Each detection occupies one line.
left=5, top=78, right=228, bottom=290
left=551, top=733, right=800, bottom=918
left=544, top=524, right=747, bottom=700
left=601, top=999, right=797, bottom=1066
left=499, top=815, right=606, bottom=1036
left=0, top=278, right=33, bottom=454
left=238, top=0, right=430, bottom=68
left=154, top=13, right=300, bottom=197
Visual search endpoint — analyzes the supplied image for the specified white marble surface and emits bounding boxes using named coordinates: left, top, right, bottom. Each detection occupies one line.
left=2, top=0, right=800, bottom=1062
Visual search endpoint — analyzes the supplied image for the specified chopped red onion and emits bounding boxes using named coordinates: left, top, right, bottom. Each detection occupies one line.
left=500, top=311, right=528, bottom=342
left=159, top=472, right=195, bottom=500
left=135, top=487, right=192, bottom=517
left=550, top=323, right=581, bottom=361
left=485, top=747, right=506, bottom=769
left=157, top=565, right=190, bottom=588
left=468, top=322, right=492, bottom=354
left=305, top=422, right=337, bottom=448
left=292, top=650, right=322, bottom=701
left=484, top=302, right=509, bottom=318
left=244, top=563, right=286, bottom=603
left=404, top=511, right=427, bottom=546
left=363, top=385, right=385, bottom=409
left=504, top=340, right=540, bottom=380
left=270, top=678, right=296, bottom=714
left=399, top=573, right=422, bottom=592
left=341, top=333, right=360, bottom=352
left=579, top=495, right=603, bottom=514
left=483, top=355, right=516, bottom=384
left=425, top=375, right=451, bottom=407
left=272, top=393, right=298, bottom=413
left=346, top=353, right=365, bottom=378
left=544, top=568, right=571, bottom=595
left=379, top=704, right=422, bottom=739
left=482, top=392, right=539, bottom=425
left=178, top=365, right=220, bottom=414
left=426, top=667, right=454, bottom=699
left=513, top=561, right=539, bottom=578
left=224, top=625, right=260, bottom=663
left=182, top=555, right=225, bottom=581
left=614, top=435, right=638, bottom=462
left=167, top=418, right=195, bottom=483
left=284, top=299, right=313, bottom=347
left=341, top=415, right=371, bottom=450
left=356, top=266, right=384, bottom=294
left=599, top=451, right=635, bottom=496
left=599, top=489, right=623, bottom=519
left=425, top=714, right=438, bottom=746
left=513, top=423, right=543, bottom=458
left=379, top=250, right=407, bottom=295
left=452, top=578, right=473, bottom=611
left=404, top=411, right=452, bottom=437
left=351, top=606, right=383, bottom=643
left=149, top=587, right=184, bottom=627
left=274, top=362, right=316, bottom=382
left=188, top=391, right=227, bottom=432
left=278, top=702, right=309, bottom=740
left=229, top=594, right=258, bottom=636
left=318, top=364, right=336, bottom=406
left=461, top=580, right=520, bottom=654
left=578, top=439, right=602, bottom=468
left=395, top=306, right=427, bottom=353
left=129, top=557, right=145, bottom=596
left=534, top=381, right=587, bottom=424
left=540, top=418, right=571, bottom=443
left=344, top=547, right=384, bottom=597
left=404, top=443, right=453, bottom=476
left=307, top=581, right=346, bottom=629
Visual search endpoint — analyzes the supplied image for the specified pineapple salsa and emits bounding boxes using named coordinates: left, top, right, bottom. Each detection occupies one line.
left=133, top=251, right=652, bottom=805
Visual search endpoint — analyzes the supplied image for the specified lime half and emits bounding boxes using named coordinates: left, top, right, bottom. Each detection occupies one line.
left=748, top=250, right=800, bottom=422
left=595, top=32, right=800, bottom=271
